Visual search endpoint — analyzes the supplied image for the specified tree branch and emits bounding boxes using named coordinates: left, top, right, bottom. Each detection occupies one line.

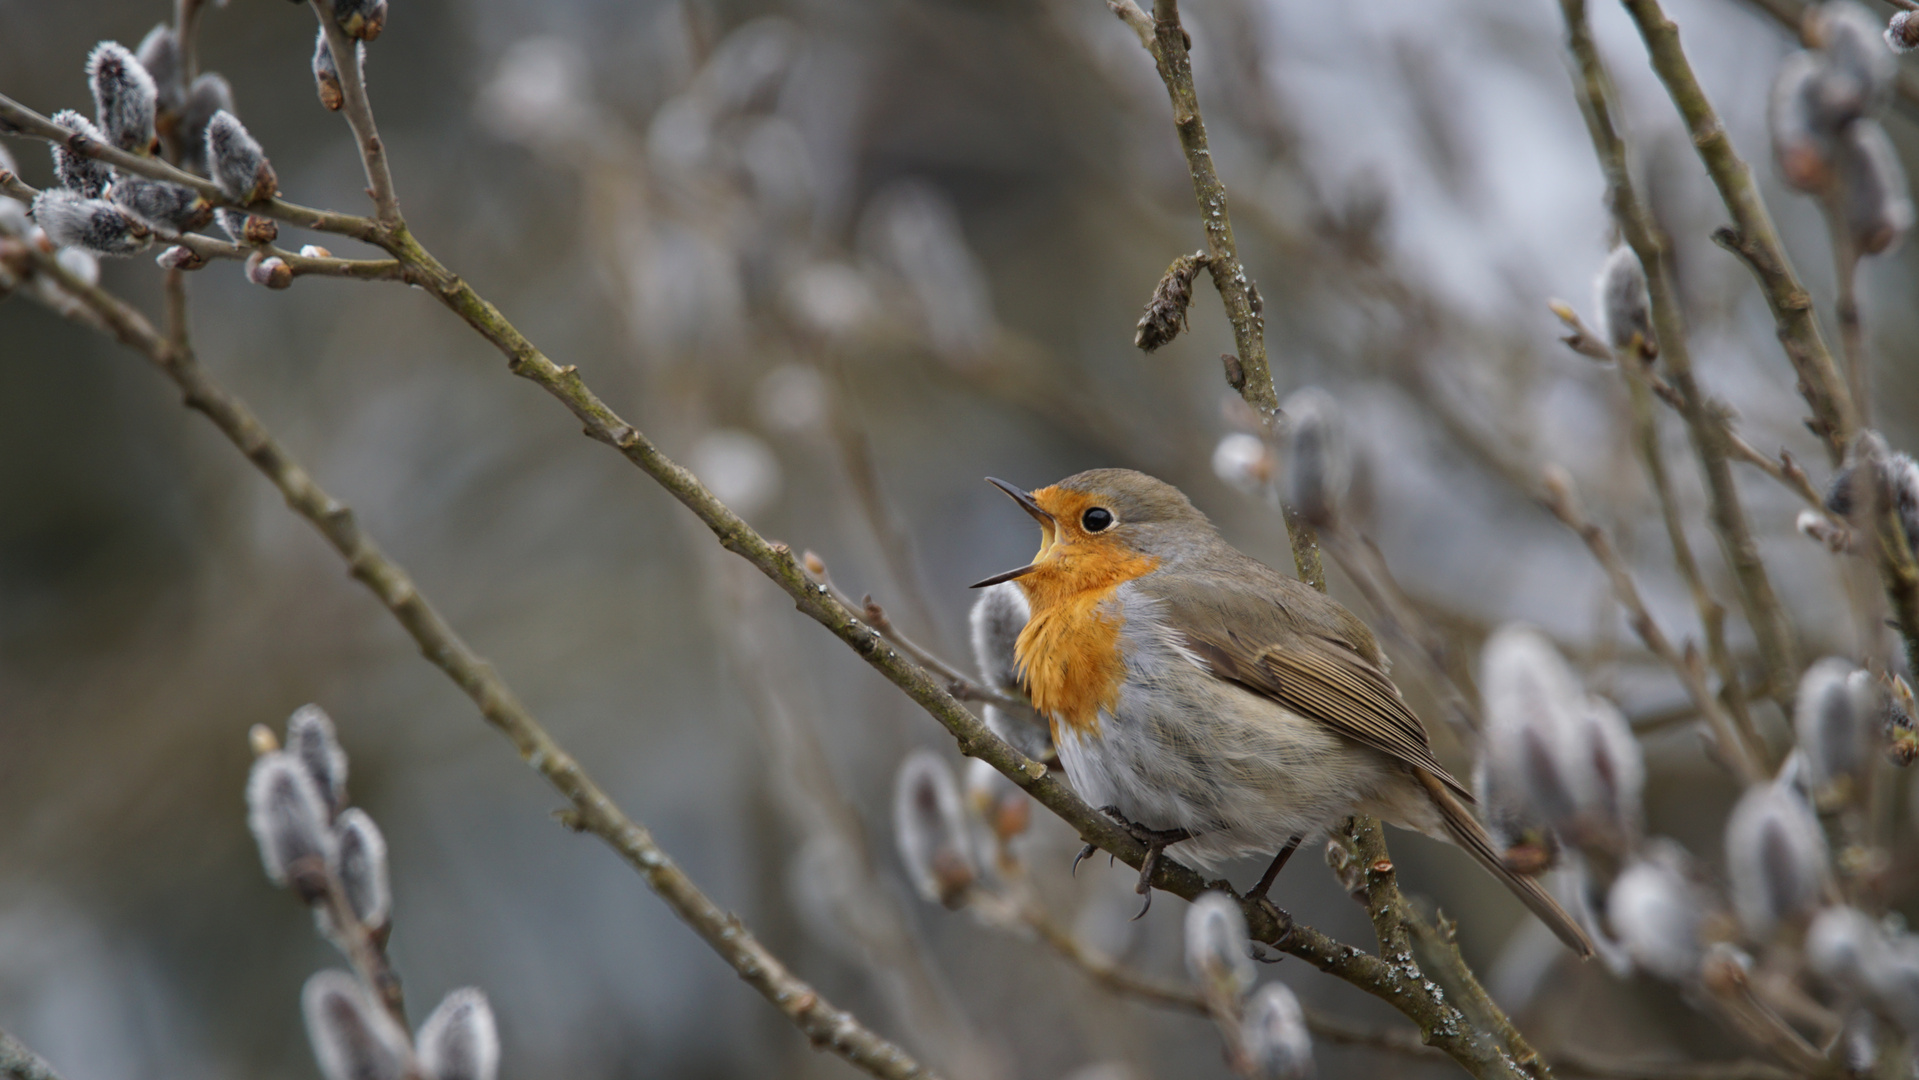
left=309, top=0, right=399, bottom=227
left=1562, top=0, right=1792, bottom=723
left=1617, top=0, right=1853, bottom=455
left=5, top=239, right=939, bottom=1080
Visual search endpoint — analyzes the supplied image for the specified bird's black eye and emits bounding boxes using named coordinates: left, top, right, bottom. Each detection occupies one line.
left=1081, top=507, right=1114, bottom=533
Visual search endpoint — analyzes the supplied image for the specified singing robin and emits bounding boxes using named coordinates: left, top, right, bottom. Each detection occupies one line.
left=973, top=468, right=1594, bottom=956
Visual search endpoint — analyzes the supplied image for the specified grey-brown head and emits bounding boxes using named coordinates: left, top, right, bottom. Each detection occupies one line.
left=971, top=468, right=1221, bottom=588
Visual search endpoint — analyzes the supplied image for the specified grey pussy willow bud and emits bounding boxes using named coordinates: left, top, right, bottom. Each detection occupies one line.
left=313, top=29, right=345, bottom=112
left=287, top=704, right=350, bottom=815
left=1771, top=51, right=1838, bottom=193
left=246, top=750, right=336, bottom=898
left=135, top=25, right=184, bottom=116
left=179, top=73, right=234, bottom=174
left=302, top=970, right=410, bottom=1080
left=415, top=988, right=500, bottom=1080
left=1888, top=11, right=1919, bottom=54
left=87, top=42, right=158, bottom=154
left=1836, top=119, right=1913, bottom=255
left=49, top=111, right=112, bottom=198
left=1134, top=250, right=1209, bottom=352
left=1724, top=780, right=1832, bottom=937
left=32, top=189, right=149, bottom=256
left=110, top=177, right=214, bottom=232
left=247, top=252, right=293, bottom=289
left=1240, top=981, right=1314, bottom=1079
left=1479, top=624, right=1644, bottom=853
left=1604, top=839, right=1707, bottom=982
left=893, top=749, right=977, bottom=908
left=1184, top=891, right=1254, bottom=999
left=1279, top=387, right=1350, bottom=529
left=969, top=582, right=1028, bottom=695
left=1593, top=244, right=1656, bottom=359
left=333, top=808, right=391, bottom=930
left=1795, top=658, right=1878, bottom=804
left=1807, top=2, right=1898, bottom=126
left=205, top=110, right=277, bottom=204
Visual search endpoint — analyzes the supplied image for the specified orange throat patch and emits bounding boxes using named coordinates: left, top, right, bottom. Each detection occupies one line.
left=1011, top=506, right=1160, bottom=739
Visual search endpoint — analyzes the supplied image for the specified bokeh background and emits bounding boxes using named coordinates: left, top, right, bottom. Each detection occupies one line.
left=1, top=0, right=1916, bottom=1076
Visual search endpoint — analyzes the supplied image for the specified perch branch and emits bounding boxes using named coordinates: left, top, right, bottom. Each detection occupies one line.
left=5, top=243, right=939, bottom=1080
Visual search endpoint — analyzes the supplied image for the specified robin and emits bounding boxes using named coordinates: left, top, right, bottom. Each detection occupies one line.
left=973, top=468, right=1594, bottom=956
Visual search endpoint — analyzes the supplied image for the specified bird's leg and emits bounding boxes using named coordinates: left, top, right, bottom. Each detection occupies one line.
left=1076, top=805, right=1193, bottom=919
left=1247, top=836, right=1302, bottom=903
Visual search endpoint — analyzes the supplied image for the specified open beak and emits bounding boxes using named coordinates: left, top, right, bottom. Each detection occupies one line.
left=970, top=478, right=1056, bottom=588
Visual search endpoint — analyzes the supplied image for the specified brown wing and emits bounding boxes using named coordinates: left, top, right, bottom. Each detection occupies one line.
left=1181, top=623, right=1474, bottom=802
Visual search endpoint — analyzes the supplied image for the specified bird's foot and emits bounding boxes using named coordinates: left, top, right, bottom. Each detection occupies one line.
left=1084, top=805, right=1192, bottom=920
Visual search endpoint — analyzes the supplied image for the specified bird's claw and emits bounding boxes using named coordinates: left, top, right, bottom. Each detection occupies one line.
left=1071, top=843, right=1096, bottom=877
left=1082, top=806, right=1192, bottom=921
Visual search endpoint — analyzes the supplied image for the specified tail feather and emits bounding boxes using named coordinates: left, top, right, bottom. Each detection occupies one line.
left=1416, top=770, right=1595, bottom=959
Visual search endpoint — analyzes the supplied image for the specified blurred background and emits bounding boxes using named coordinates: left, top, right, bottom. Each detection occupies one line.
left=1, top=0, right=1916, bottom=1076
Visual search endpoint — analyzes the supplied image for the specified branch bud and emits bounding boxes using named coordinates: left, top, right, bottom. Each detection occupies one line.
left=1836, top=119, right=1913, bottom=255
left=1478, top=624, right=1644, bottom=857
left=156, top=244, right=205, bottom=270
left=893, top=749, right=977, bottom=907
left=335, top=0, right=390, bottom=42
left=1592, top=244, right=1656, bottom=359
left=968, top=582, right=1028, bottom=695
left=87, top=42, right=158, bottom=154
left=1887, top=11, right=1919, bottom=53
left=1184, top=891, right=1255, bottom=1000
left=1724, top=780, right=1832, bottom=938
left=49, top=110, right=113, bottom=198
left=111, top=177, right=214, bottom=232
left=333, top=808, right=391, bottom=931
left=1212, top=432, right=1274, bottom=495
left=1134, top=250, right=1209, bottom=352
left=205, top=110, right=277, bottom=204
left=287, top=704, right=350, bottom=816
left=1239, top=981, right=1314, bottom=1079
left=31, top=189, right=150, bottom=256
left=301, top=970, right=410, bottom=1080
left=246, top=750, right=337, bottom=900
left=136, top=25, right=184, bottom=119
left=1279, top=387, right=1349, bottom=529
left=247, top=252, right=293, bottom=289
left=179, top=73, right=234, bottom=174
left=415, top=988, right=500, bottom=1080
left=1795, top=658, right=1877, bottom=805
left=312, top=30, right=348, bottom=112
left=1806, top=3, right=1897, bottom=125
left=1771, top=52, right=1839, bottom=193
left=1604, top=840, right=1707, bottom=982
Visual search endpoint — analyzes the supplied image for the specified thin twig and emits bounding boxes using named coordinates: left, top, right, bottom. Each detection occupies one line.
left=1542, top=466, right=1766, bottom=784
left=1117, top=0, right=1326, bottom=589
left=1563, top=0, right=1792, bottom=725
left=310, top=0, right=400, bottom=227
left=0, top=1032, right=62, bottom=1080
left=0, top=94, right=379, bottom=242
left=1618, top=0, right=1853, bottom=454
left=7, top=242, right=940, bottom=1080
left=1552, top=1049, right=1795, bottom=1080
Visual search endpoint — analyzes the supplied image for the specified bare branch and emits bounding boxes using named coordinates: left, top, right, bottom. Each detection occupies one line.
left=5, top=240, right=940, bottom=1080
left=1618, top=0, right=1854, bottom=454
left=0, top=92, right=379, bottom=241
left=1562, top=0, right=1794, bottom=721
left=308, top=0, right=400, bottom=227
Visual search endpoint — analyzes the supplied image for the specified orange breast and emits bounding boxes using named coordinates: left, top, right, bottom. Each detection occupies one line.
left=1014, top=539, right=1159, bottom=739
